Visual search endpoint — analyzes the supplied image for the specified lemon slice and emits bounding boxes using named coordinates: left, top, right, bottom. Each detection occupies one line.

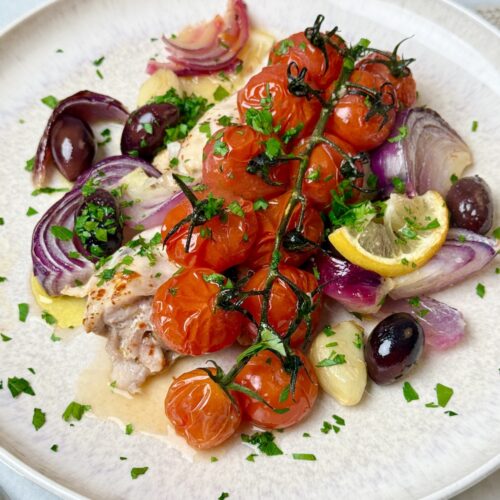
left=329, top=191, right=449, bottom=277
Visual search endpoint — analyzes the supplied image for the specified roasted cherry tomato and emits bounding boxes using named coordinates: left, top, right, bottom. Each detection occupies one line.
left=234, top=350, right=318, bottom=429
left=202, top=125, right=289, bottom=200
left=244, top=191, right=323, bottom=269
left=165, top=368, right=241, bottom=449
left=325, top=69, right=397, bottom=151
left=240, top=265, right=322, bottom=347
left=161, top=195, right=257, bottom=272
left=291, top=133, right=363, bottom=210
left=152, top=267, right=242, bottom=355
left=357, top=53, right=416, bottom=108
left=237, top=64, right=321, bottom=145
left=268, top=30, right=344, bottom=90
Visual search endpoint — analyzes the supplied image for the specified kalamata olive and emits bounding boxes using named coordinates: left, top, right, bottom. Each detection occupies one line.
left=446, top=176, right=494, bottom=235
left=365, top=313, right=424, bottom=385
left=120, top=103, right=180, bottom=159
left=50, top=115, right=96, bottom=181
left=74, top=188, right=123, bottom=261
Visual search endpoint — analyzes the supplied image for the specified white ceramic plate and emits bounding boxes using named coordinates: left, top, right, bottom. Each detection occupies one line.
left=0, top=0, right=499, bottom=498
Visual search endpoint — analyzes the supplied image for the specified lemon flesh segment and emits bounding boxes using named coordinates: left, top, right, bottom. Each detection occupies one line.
left=328, top=191, right=449, bottom=277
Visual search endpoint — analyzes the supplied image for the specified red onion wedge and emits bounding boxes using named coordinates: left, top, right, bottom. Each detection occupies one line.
left=314, top=253, right=394, bottom=314
left=34, top=91, right=128, bottom=187
left=390, top=228, right=498, bottom=300
left=370, top=107, right=473, bottom=197
left=379, top=297, right=465, bottom=350
left=147, top=0, right=249, bottom=77
left=32, top=156, right=161, bottom=296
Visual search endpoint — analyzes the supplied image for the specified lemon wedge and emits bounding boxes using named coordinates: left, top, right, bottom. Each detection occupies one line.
left=329, top=191, right=449, bottom=277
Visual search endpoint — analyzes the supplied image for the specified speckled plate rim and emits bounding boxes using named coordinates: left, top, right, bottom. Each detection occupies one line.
left=0, top=0, right=499, bottom=499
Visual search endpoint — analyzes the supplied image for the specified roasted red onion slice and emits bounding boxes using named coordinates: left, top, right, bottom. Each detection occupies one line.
left=147, top=0, right=249, bottom=77
left=32, top=156, right=160, bottom=296
left=390, top=228, right=498, bottom=299
left=379, top=297, right=465, bottom=350
left=315, top=253, right=393, bottom=314
left=370, top=108, right=473, bottom=197
left=34, top=91, right=128, bottom=187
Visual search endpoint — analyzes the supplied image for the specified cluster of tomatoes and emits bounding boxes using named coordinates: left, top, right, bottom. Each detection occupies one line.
left=151, top=23, right=416, bottom=449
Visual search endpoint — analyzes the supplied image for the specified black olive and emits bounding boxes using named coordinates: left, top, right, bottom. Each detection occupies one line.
left=50, top=115, right=96, bottom=181
left=365, top=313, right=424, bottom=385
left=120, top=103, right=180, bottom=159
left=74, top=188, right=123, bottom=261
left=446, top=176, right=494, bottom=235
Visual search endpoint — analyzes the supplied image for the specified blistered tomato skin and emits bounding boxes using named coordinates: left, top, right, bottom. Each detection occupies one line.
left=365, top=313, right=424, bottom=385
left=241, top=265, right=322, bottom=347
left=151, top=267, right=242, bottom=355
left=161, top=197, right=258, bottom=272
left=268, top=32, right=344, bottom=90
left=202, top=125, right=289, bottom=200
left=50, top=115, right=96, bottom=181
left=446, top=176, right=494, bottom=235
left=120, top=103, right=179, bottom=159
left=326, top=70, right=397, bottom=151
left=245, top=191, right=324, bottom=269
left=234, top=350, right=318, bottom=429
left=291, top=133, right=363, bottom=210
left=237, top=64, right=321, bottom=144
left=165, top=368, right=241, bottom=449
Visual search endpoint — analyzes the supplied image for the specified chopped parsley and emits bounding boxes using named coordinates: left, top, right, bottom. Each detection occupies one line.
left=41, top=95, right=59, bottom=109
left=18, top=303, right=29, bottom=322
left=387, top=125, right=408, bottom=143
left=62, top=401, right=91, bottom=422
left=246, top=453, right=258, bottom=462
left=316, top=353, right=346, bottom=368
left=450, top=174, right=458, bottom=184
left=217, top=115, right=233, bottom=127
left=471, top=120, right=478, bottom=132
left=228, top=201, right=244, bottom=217
left=444, top=410, right=458, bottom=417
left=50, top=225, right=73, bottom=241
left=50, top=332, right=62, bottom=342
left=199, top=122, right=211, bottom=139
left=96, top=69, right=103, bottom=80
left=264, top=137, right=282, bottom=160
left=32, top=408, right=46, bottom=431
left=93, top=56, right=105, bottom=66
left=1, top=333, right=12, bottom=342
left=0, top=277, right=7, bottom=283
left=214, top=139, right=228, bottom=157
left=241, top=431, right=283, bottom=456
left=322, top=325, right=335, bottom=337
left=213, top=85, right=230, bottom=102
left=392, top=177, right=406, bottom=194
left=218, top=493, right=229, bottom=500
left=26, top=207, right=38, bottom=216
left=274, top=39, right=294, bottom=56
left=25, top=157, right=35, bottom=172
left=332, top=415, right=345, bottom=426
left=435, top=383, right=454, bottom=408
left=302, top=432, right=311, bottom=438
left=7, top=377, right=35, bottom=397
left=41, top=310, right=57, bottom=326
left=50, top=444, right=59, bottom=452
left=492, top=227, right=500, bottom=239
left=210, top=456, right=218, bottom=463
left=130, top=467, right=149, bottom=479
left=97, top=128, right=112, bottom=147
left=253, top=198, right=269, bottom=211
left=476, top=283, right=485, bottom=298
left=306, top=168, right=320, bottom=182
left=402, top=381, right=419, bottom=402
left=31, top=187, right=69, bottom=196
left=353, top=332, right=363, bottom=349
left=125, top=423, right=134, bottom=435
left=150, top=88, right=212, bottom=144
left=292, top=453, right=316, bottom=461
left=282, top=123, right=304, bottom=144
left=245, top=108, right=275, bottom=135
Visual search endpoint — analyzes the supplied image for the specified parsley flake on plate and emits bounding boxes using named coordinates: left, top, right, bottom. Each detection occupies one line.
left=32, top=408, right=46, bottom=431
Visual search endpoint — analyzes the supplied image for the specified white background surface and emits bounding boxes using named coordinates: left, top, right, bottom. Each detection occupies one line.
left=0, top=1, right=498, bottom=499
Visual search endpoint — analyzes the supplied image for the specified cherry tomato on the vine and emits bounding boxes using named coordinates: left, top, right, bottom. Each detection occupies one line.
left=244, top=191, right=323, bottom=269
left=268, top=31, right=345, bottom=90
left=291, top=133, right=363, bottom=210
left=240, top=265, right=322, bottom=347
left=202, top=125, right=289, bottom=201
left=152, top=267, right=242, bottom=355
left=325, top=69, right=397, bottom=151
left=357, top=53, right=416, bottom=108
left=165, top=368, right=241, bottom=449
left=161, top=195, right=257, bottom=272
left=237, top=64, right=321, bottom=145
left=235, top=350, right=318, bottom=429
